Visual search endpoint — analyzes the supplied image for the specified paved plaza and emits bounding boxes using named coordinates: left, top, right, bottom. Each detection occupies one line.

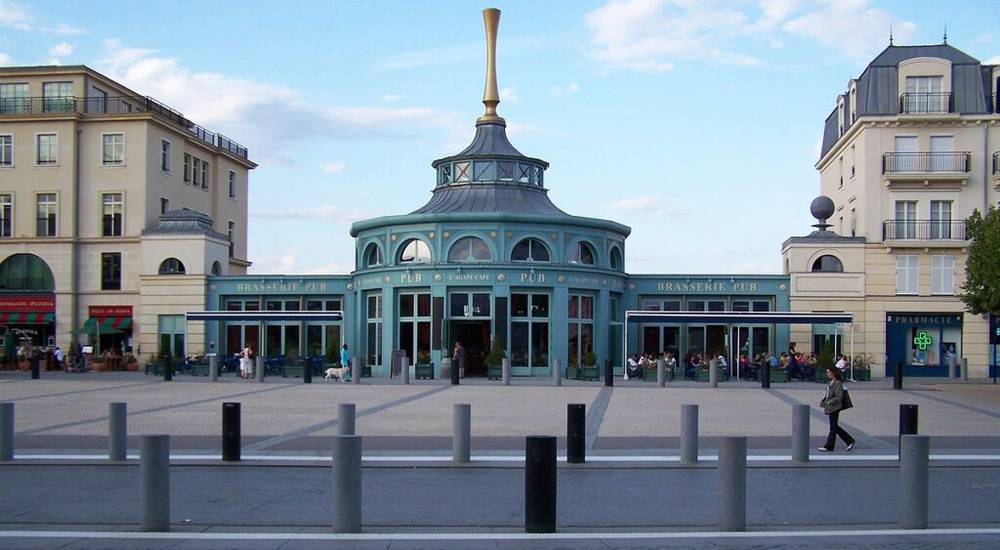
left=2, top=371, right=999, bottom=548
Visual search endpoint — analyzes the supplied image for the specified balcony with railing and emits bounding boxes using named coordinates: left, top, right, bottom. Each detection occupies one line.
left=882, top=220, right=967, bottom=245
left=899, top=92, right=953, bottom=114
left=881, top=151, right=971, bottom=185
left=0, top=95, right=249, bottom=160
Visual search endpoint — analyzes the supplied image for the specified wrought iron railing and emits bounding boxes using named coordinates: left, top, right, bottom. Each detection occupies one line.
left=882, top=152, right=971, bottom=173
left=882, top=220, right=967, bottom=241
left=899, top=92, right=952, bottom=114
left=0, top=95, right=248, bottom=159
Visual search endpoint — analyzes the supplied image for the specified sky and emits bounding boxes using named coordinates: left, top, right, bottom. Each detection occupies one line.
left=2, top=0, right=998, bottom=275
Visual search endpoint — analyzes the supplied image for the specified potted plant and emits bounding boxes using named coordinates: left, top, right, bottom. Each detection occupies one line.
left=567, top=353, right=580, bottom=380
left=813, top=344, right=834, bottom=382
left=123, top=352, right=139, bottom=372
left=485, top=339, right=506, bottom=380
left=851, top=353, right=872, bottom=381
left=581, top=352, right=599, bottom=381
left=415, top=350, right=434, bottom=379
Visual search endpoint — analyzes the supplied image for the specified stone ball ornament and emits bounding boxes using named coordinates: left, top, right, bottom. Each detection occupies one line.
left=810, top=195, right=835, bottom=223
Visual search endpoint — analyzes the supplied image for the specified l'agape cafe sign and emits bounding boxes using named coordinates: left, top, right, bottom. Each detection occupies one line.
left=0, top=294, right=55, bottom=312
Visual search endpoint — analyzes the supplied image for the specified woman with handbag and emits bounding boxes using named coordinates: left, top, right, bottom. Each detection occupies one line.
left=818, top=366, right=856, bottom=452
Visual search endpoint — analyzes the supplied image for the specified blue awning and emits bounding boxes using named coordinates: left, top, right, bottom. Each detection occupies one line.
left=625, top=311, right=852, bottom=324
left=186, top=311, right=343, bottom=322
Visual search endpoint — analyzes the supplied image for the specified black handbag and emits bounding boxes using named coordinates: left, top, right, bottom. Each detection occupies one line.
left=840, top=388, right=853, bottom=411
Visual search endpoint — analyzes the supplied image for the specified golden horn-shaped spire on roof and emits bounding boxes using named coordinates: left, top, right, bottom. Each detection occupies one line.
left=477, top=7, right=505, bottom=125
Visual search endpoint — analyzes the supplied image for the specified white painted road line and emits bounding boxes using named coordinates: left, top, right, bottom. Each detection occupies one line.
left=0, top=527, right=999, bottom=541
left=10, top=453, right=1000, bottom=462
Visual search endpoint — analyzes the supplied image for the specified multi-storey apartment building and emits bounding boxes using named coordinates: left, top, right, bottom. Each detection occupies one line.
left=0, top=65, right=255, bottom=361
left=784, top=43, right=999, bottom=378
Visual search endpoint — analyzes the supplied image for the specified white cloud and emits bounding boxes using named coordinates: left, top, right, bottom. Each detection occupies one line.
left=500, top=86, right=519, bottom=103
left=0, top=1, right=32, bottom=30
left=322, top=161, right=347, bottom=174
left=547, top=82, right=580, bottom=97
left=251, top=205, right=370, bottom=223
left=984, top=55, right=1000, bottom=65
left=379, top=94, right=404, bottom=102
left=39, top=23, right=85, bottom=35
left=48, top=42, right=74, bottom=57
left=248, top=246, right=355, bottom=275
left=0, top=52, right=11, bottom=65
left=783, top=0, right=915, bottom=60
left=604, top=196, right=686, bottom=217
left=95, top=39, right=454, bottom=162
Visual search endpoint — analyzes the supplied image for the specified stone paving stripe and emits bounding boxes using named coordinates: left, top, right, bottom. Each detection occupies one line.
left=585, top=387, right=612, bottom=452
left=5, top=380, right=160, bottom=403
left=10, top=453, right=1000, bottom=462
left=901, top=389, right=1000, bottom=420
left=243, top=385, right=451, bottom=452
left=1, top=527, right=999, bottom=542
left=768, top=388, right=894, bottom=450
left=18, top=383, right=298, bottom=436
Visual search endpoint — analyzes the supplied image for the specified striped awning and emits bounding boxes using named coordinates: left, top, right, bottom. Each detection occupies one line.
left=81, top=316, right=132, bottom=334
left=0, top=312, right=55, bottom=324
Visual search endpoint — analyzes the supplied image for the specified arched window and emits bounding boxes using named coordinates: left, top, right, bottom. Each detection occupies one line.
left=511, top=238, right=550, bottom=262
left=398, top=239, right=431, bottom=263
left=0, top=253, right=55, bottom=291
left=363, top=243, right=383, bottom=267
left=158, top=257, right=186, bottom=275
left=448, top=236, right=492, bottom=262
left=610, top=246, right=623, bottom=271
left=211, top=261, right=222, bottom=276
left=568, top=241, right=596, bottom=265
left=811, top=255, right=844, bottom=273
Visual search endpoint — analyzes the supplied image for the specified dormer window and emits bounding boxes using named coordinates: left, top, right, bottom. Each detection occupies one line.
left=902, top=76, right=947, bottom=113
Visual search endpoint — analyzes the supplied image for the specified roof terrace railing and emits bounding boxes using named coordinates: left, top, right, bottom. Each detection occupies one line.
left=899, top=92, right=953, bottom=114
left=0, top=95, right=248, bottom=160
left=882, top=151, right=971, bottom=174
left=882, top=220, right=967, bottom=241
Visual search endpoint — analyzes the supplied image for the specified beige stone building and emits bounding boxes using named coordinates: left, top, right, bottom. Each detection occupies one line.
left=0, top=65, right=255, bottom=361
left=784, top=43, right=999, bottom=378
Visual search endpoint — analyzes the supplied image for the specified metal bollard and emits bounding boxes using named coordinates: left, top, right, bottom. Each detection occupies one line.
left=109, top=402, right=127, bottom=461
left=441, top=358, right=452, bottom=385
left=717, top=436, right=747, bottom=531
left=960, top=358, right=968, bottom=382
left=552, top=358, right=562, bottom=386
left=893, top=361, right=903, bottom=390
left=163, top=354, right=173, bottom=382
left=761, top=362, right=771, bottom=388
left=351, top=357, right=361, bottom=385
left=140, top=434, right=170, bottom=532
left=899, top=404, right=918, bottom=456
left=303, top=360, right=312, bottom=384
left=0, top=402, right=13, bottom=461
left=567, top=403, right=586, bottom=464
left=222, top=402, right=241, bottom=462
left=332, top=435, right=362, bottom=533
left=948, top=356, right=957, bottom=379
left=525, top=435, right=557, bottom=533
left=30, top=354, right=40, bottom=379
left=681, top=404, right=699, bottom=464
left=453, top=403, right=471, bottom=463
left=209, top=355, right=218, bottom=382
left=449, top=357, right=460, bottom=385
left=657, top=358, right=666, bottom=387
left=502, top=358, right=511, bottom=386
left=899, top=435, right=930, bottom=529
left=709, top=360, right=718, bottom=388
left=792, top=404, right=809, bottom=463
left=255, top=356, right=264, bottom=382
left=604, top=359, right=613, bottom=387
left=400, top=356, right=410, bottom=385
left=337, top=403, right=356, bottom=436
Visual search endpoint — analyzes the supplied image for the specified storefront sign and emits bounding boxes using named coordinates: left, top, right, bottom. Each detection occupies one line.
left=0, top=294, right=55, bottom=312
left=234, top=281, right=330, bottom=293
left=887, top=314, right=963, bottom=327
left=448, top=273, right=490, bottom=282
left=89, top=305, right=133, bottom=317
left=654, top=281, right=760, bottom=293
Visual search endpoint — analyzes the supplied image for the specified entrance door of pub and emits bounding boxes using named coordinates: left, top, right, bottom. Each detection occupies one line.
left=731, top=326, right=770, bottom=378
left=450, top=320, right=490, bottom=376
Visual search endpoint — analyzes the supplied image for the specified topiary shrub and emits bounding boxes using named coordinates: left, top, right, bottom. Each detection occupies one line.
left=485, top=338, right=506, bottom=367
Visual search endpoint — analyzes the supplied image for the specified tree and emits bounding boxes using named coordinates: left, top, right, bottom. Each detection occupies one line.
left=960, top=206, right=1000, bottom=315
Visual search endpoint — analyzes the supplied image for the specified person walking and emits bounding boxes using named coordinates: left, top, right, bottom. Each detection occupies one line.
left=340, top=344, right=351, bottom=368
left=818, top=366, right=855, bottom=452
left=452, top=341, right=466, bottom=378
left=239, top=345, right=252, bottom=379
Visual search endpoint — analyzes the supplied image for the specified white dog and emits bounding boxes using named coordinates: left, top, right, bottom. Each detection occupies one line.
left=324, top=366, right=350, bottom=382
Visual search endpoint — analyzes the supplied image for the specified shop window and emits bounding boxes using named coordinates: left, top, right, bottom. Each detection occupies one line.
left=811, top=255, right=843, bottom=272
left=158, top=257, right=186, bottom=275
left=511, top=238, right=550, bottom=262
left=366, top=293, right=382, bottom=366
left=568, top=294, right=594, bottom=367
left=398, top=239, right=431, bottom=263
left=510, top=293, right=549, bottom=368
left=398, top=291, right=431, bottom=364
left=0, top=253, right=55, bottom=291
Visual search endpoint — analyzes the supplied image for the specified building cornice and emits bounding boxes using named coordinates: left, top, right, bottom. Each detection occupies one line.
left=351, top=212, right=631, bottom=238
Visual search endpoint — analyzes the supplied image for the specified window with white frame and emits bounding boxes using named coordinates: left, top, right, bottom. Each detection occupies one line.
left=192, top=157, right=201, bottom=186
left=0, top=194, right=11, bottom=237
left=183, top=153, right=192, bottom=182
left=36, top=193, right=57, bottom=236
left=160, top=139, right=171, bottom=172
left=228, top=170, right=236, bottom=198
left=0, top=135, right=11, bottom=166
left=101, top=193, right=123, bottom=237
left=930, top=200, right=952, bottom=239
left=200, top=160, right=209, bottom=189
left=101, top=133, right=124, bottom=166
left=931, top=255, right=955, bottom=295
left=0, top=83, right=29, bottom=114
left=36, top=134, right=58, bottom=165
left=904, top=76, right=945, bottom=113
left=894, top=200, right=917, bottom=239
left=895, top=255, right=918, bottom=295
left=42, top=82, right=74, bottom=113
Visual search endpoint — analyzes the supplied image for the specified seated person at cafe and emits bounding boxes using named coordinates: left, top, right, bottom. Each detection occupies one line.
left=626, top=354, right=642, bottom=379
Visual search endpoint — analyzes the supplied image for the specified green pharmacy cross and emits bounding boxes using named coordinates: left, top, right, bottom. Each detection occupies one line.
left=913, top=331, right=933, bottom=351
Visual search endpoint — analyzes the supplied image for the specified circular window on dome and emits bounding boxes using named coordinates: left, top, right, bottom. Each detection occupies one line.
left=363, top=243, right=383, bottom=267
left=399, top=239, right=431, bottom=263
left=448, top=236, right=492, bottom=263
left=811, top=254, right=843, bottom=273
left=511, top=238, right=550, bottom=262
left=568, top=242, right=596, bottom=265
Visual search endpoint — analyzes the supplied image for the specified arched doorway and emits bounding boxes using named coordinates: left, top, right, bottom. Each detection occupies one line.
left=0, top=254, right=56, bottom=359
